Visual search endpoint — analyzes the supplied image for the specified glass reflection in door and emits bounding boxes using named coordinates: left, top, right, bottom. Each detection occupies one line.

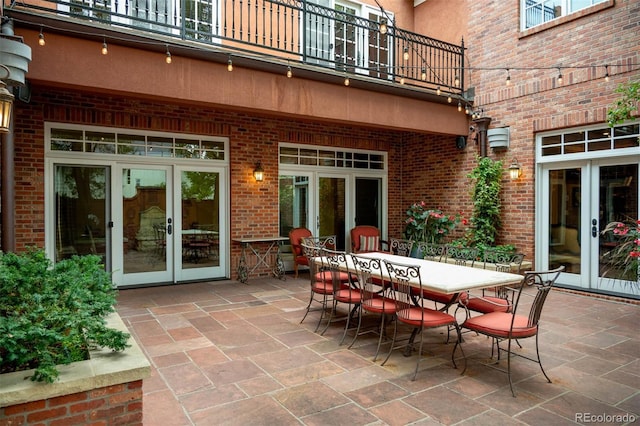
left=598, top=164, right=639, bottom=286
left=122, top=168, right=168, bottom=274
left=319, top=176, right=346, bottom=250
left=548, top=168, right=582, bottom=274
left=54, top=165, right=109, bottom=267
left=279, top=175, right=310, bottom=237
left=180, top=170, right=220, bottom=269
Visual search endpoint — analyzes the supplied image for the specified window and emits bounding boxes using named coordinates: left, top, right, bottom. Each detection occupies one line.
left=538, top=123, right=639, bottom=160
left=522, top=0, right=607, bottom=29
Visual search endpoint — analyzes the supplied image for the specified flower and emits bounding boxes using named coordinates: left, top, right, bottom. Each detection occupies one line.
left=404, top=203, right=464, bottom=243
left=601, top=219, right=640, bottom=282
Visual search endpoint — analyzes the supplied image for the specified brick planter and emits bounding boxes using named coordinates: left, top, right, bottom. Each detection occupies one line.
left=0, top=313, right=150, bottom=425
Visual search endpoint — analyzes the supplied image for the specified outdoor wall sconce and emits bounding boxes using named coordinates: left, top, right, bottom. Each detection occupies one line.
left=253, top=162, right=264, bottom=182
left=509, top=160, right=522, bottom=180
left=0, top=65, right=15, bottom=134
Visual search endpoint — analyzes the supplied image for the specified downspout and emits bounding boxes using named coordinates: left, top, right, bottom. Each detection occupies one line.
left=472, top=117, right=492, bottom=157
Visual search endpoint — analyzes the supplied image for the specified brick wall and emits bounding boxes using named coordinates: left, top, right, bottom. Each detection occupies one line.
left=13, top=87, right=449, bottom=276
left=0, top=380, right=143, bottom=426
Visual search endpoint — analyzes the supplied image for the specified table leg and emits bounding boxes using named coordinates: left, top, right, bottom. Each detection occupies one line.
left=237, top=244, right=249, bottom=284
left=273, top=241, right=286, bottom=280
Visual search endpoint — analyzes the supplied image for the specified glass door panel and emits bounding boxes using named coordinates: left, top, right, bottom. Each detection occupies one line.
left=179, top=170, right=221, bottom=271
left=122, top=166, right=172, bottom=285
left=596, top=163, right=639, bottom=296
left=319, top=176, right=346, bottom=250
left=548, top=168, right=582, bottom=275
left=54, top=165, right=109, bottom=267
left=279, top=174, right=311, bottom=237
left=355, top=177, right=381, bottom=228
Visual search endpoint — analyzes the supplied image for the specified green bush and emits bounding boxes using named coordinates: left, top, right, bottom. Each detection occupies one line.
left=0, top=249, right=129, bottom=383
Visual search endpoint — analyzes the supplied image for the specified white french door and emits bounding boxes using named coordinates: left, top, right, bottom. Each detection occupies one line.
left=539, top=158, right=639, bottom=298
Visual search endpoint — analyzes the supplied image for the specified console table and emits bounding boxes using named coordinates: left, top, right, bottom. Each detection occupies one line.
left=233, top=236, right=289, bottom=283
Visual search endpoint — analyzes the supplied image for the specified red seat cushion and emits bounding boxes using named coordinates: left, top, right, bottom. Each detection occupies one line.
left=463, top=312, right=537, bottom=339
left=311, top=281, right=335, bottom=294
left=465, top=296, right=511, bottom=313
left=315, top=270, right=351, bottom=283
left=362, top=296, right=397, bottom=314
left=397, top=307, right=456, bottom=327
left=334, top=288, right=362, bottom=303
left=419, top=289, right=457, bottom=305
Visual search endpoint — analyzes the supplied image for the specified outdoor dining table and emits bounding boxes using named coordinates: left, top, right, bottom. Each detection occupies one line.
left=233, top=236, right=289, bottom=284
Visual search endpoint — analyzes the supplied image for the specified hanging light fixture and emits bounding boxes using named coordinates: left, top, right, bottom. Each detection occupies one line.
left=379, top=19, right=387, bottom=35
left=509, top=160, right=522, bottom=180
left=253, top=162, right=265, bottom=182
left=0, top=65, right=15, bottom=134
left=505, top=68, right=511, bottom=86
left=604, top=65, right=610, bottom=82
left=38, top=27, right=45, bottom=46
left=344, top=76, right=350, bottom=86
left=286, top=65, right=292, bottom=78
left=457, top=101, right=462, bottom=112
left=227, top=56, right=233, bottom=72
left=436, top=86, right=441, bottom=96
left=557, top=68, right=563, bottom=85
left=421, top=67, right=427, bottom=81
left=101, top=38, right=108, bottom=55
left=454, top=74, right=460, bottom=86
left=403, top=47, right=409, bottom=61
left=165, top=45, right=172, bottom=64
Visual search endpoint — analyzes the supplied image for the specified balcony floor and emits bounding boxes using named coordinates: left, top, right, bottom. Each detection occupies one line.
left=116, top=274, right=640, bottom=425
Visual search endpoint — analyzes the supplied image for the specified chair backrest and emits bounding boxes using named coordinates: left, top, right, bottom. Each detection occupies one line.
left=414, top=242, right=446, bottom=262
left=383, top=259, right=423, bottom=320
left=483, top=249, right=525, bottom=273
left=445, top=245, right=479, bottom=267
left=302, top=235, right=336, bottom=250
left=288, top=227, right=312, bottom=257
left=389, top=238, right=414, bottom=257
left=512, top=266, right=564, bottom=330
left=351, top=225, right=382, bottom=253
left=300, top=242, right=323, bottom=283
left=321, top=248, right=354, bottom=291
left=351, top=254, right=385, bottom=305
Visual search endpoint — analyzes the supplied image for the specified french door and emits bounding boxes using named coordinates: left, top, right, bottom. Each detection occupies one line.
left=540, top=158, right=639, bottom=298
left=52, top=162, right=227, bottom=287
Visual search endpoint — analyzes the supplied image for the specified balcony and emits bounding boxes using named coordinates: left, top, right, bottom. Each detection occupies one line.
left=5, top=0, right=465, bottom=101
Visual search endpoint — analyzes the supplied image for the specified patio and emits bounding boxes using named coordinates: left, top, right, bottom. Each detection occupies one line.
left=116, top=274, right=640, bottom=425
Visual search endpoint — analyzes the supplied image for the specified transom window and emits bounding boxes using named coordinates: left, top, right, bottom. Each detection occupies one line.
left=522, top=0, right=607, bottom=29
left=279, top=144, right=386, bottom=170
left=47, top=125, right=227, bottom=161
left=538, top=123, right=639, bottom=159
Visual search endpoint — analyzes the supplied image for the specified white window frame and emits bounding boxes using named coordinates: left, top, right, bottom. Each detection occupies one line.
left=521, top=0, right=607, bottom=30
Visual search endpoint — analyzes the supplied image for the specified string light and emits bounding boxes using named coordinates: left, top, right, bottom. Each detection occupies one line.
left=457, top=101, right=462, bottom=112
left=101, top=38, right=108, bottom=55
left=557, top=68, right=563, bottom=85
left=421, top=68, right=426, bottom=81
left=227, top=56, right=233, bottom=72
left=403, top=47, right=409, bottom=61
left=454, top=74, right=460, bottom=86
left=604, top=65, right=609, bottom=82
left=38, top=27, right=45, bottom=46
left=165, top=45, right=172, bottom=64
left=505, top=68, right=511, bottom=86
left=400, top=76, right=405, bottom=85
left=447, top=95, right=452, bottom=103
left=286, top=65, right=292, bottom=78
left=379, top=19, right=387, bottom=35
left=344, top=76, right=350, bottom=86
left=436, top=86, right=441, bottom=96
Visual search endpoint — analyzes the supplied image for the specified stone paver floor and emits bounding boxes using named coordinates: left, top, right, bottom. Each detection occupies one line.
left=116, top=274, right=640, bottom=425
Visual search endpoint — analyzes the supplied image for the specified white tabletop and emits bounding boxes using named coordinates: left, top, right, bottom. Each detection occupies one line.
left=338, top=252, right=523, bottom=294
left=233, top=236, right=289, bottom=244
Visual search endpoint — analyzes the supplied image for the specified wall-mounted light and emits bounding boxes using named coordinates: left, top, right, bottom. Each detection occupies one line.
left=0, top=65, right=15, bottom=134
left=253, top=162, right=264, bottom=182
left=509, top=160, right=522, bottom=180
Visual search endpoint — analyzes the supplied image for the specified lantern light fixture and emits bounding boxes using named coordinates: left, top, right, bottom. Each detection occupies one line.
left=509, top=160, right=522, bottom=180
left=253, top=162, right=264, bottom=182
left=0, top=65, right=15, bottom=134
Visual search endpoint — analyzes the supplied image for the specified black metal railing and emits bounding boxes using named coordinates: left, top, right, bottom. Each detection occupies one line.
left=11, top=0, right=465, bottom=94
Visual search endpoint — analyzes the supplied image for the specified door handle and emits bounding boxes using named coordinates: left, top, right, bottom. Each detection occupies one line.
left=591, top=218, right=597, bottom=238
left=167, top=218, right=172, bottom=235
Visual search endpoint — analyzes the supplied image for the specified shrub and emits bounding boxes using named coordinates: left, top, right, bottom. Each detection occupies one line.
left=0, top=249, right=129, bottom=383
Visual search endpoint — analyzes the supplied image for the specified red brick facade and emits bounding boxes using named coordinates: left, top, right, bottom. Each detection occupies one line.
left=0, top=381, right=143, bottom=426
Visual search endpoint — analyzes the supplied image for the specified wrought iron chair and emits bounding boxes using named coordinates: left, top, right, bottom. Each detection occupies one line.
left=389, top=238, right=414, bottom=257
left=350, top=225, right=388, bottom=253
left=349, top=254, right=397, bottom=360
left=319, top=248, right=361, bottom=342
left=453, top=266, right=564, bottom=396
left=381, top=259, right=463, bottom=380
left=414, top=242, right=447, bottom=262
left=444, top=245, right=479, bottom=267
left=459, top=251, right=526, bottom=316
left=288, top=227, right=312, bottom=278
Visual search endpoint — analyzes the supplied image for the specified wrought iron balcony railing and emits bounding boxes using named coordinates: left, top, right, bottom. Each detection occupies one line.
left=8, top=0, right=465, bottom=95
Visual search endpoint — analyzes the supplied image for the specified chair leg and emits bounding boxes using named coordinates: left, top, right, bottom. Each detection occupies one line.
left=412, top=328, right=424, bottom=381
left=372, top=313, right=389, bottom=362
left=348, top=307, right=364, bottom=349
left=535, top=333, right=552, bottom=384
left=299, top=288, right=317, bottom=324
left=380, top=320, right=399, bottom=366
left=294, top=263, right=298, bottom=279
left=507, top=337, right=516, bottom=397
left=338, top=304, right=358, bottom=345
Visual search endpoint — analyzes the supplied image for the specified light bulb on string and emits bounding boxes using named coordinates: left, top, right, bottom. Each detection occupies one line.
left=379, top=19, right=387, bottom=35
left=505, top=68, right=511, bottom=86
left=447, top=95, right=452, bottom=103
left=286, top=65, right=292, bottom=78
left=436, top=86, right=441, bottom=96
left=454, top=74, right=459, bottom=86
left=403, top=47, right=409, bottom=61
left=165, top=45, right=172, bottom=64
left=604, top=65, right=609, bottom=82
left=457, top=101, right=462, bottom=112
left=227, top=57, right=233, bottom=72
left=557, top=68, right=563, bottom=85
left=101, top=38, right=108, bottom=55
left=421, top=68, right=426, bottom=81
left=344, top=76, right=350, bottom=86
left=400, top=76, right=405, bottom=85
left=38, top=27, right=45, bottom=46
